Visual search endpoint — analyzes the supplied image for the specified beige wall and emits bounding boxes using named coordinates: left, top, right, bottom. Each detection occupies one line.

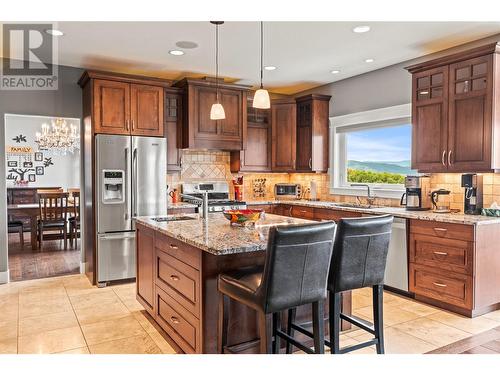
left=167, top=150, right=500, bottom=212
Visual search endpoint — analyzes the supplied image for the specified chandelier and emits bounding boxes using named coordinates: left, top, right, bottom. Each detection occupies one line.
left=35, top=118, right=80, bottom=155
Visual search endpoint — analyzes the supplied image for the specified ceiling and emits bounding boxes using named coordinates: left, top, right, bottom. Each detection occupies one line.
left=3, top=21, right=500, bottom=94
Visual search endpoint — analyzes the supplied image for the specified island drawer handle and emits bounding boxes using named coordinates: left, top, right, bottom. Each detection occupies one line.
left=300, top=210, right=307, bottom=213
left=433, top=251, right=448, bottom=256
left=433, top=282, right=447, bottom=288
left=170, top=244, right=179, bottom=249
left=433, top=228, right=448, bottom=234
left=170, top=316, right=180, bottom=324
left=170, top=275, right=180, bottom=281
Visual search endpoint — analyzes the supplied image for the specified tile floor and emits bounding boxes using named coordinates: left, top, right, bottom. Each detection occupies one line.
left=1, top=274, right=500, bottom=354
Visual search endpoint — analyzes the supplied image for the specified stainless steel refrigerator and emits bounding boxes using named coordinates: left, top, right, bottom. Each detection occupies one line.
left=96, top=134, right=167, bottom=286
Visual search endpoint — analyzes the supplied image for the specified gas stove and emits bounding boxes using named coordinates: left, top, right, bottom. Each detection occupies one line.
left=181, top=182, right=247, bottom=213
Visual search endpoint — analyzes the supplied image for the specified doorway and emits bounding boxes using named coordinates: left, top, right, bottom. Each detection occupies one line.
left=4, top=114, right=82, bottom=282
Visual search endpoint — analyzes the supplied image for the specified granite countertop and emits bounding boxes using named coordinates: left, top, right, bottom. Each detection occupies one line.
left=135, top=213, right=312, bottom=255
left=246, top=199, right=500, bottom=226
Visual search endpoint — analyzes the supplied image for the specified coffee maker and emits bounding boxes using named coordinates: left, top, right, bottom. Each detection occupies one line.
left=461, top=174, right=483, bottom=215
left=401, top=176, right=431, bottom=211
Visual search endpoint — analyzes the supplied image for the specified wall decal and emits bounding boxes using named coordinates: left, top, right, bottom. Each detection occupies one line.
left=23, top=161, right=33, bottom=168
left=35, top=166, right=44, bottom=175
left=43, top=157, right=54, bottom=168
left=6, top=173, right=18, bottom=181
left=12, top=135, right=27, bottom=143
left=8, top=168, right=33, bottom=181
left=7, top=161, right=18, bottom=167
left=7, top=145, right=32, bottom=153
left=34, top=152, right=43, bottom=161
left=28, top=174, right=36, bottom=182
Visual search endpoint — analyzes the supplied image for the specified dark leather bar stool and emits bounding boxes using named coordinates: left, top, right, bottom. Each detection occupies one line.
left=286, top=215, right=393, bottom=354
left=217, top=222, right=336, bottom=354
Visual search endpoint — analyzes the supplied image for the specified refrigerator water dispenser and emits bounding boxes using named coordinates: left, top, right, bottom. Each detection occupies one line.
left=102, top=169, right=125, bottom=204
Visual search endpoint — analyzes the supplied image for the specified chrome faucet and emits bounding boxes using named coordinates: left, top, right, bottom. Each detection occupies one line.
left=351, top=184, right=375, bottom=206
left=180, top=192, right=209, bottom=220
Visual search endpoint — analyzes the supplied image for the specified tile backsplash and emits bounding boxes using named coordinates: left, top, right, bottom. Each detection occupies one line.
left=167, top=150, right=500, bottom=212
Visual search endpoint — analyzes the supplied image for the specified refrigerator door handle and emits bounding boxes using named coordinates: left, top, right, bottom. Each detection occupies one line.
left=124, top=147, right=129, bottom=221
left=132, top=147, right=138, bottom=217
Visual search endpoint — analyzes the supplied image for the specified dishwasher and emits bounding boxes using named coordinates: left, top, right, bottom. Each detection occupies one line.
left=384, top=217, right=409, bottom=292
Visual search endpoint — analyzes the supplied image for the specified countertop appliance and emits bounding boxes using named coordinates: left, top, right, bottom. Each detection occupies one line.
left=462, top=174, right=483, bottom=215
left=181, top=182, right=247, bottom=212
left=384, top=217, right=408, bottom=292
left=274, top=183, right=302, bottom=200
left=400, top=176, right=431, bottom=211
left=431, top=188, right=451, bottom=213
left=96, top=135, right=167, bottom=286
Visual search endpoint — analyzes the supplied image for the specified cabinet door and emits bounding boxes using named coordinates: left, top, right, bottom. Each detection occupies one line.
left=194, top=87, right=219, bottom=139
left=93, top=79, right=130, bottom=135
left=272, top=102, right=297, bottom=171
left=165, top=90, right=182, bottom=171
left=130, top=84, right=164, bottom=137
left=136, top=224, right=155, bottom=314
left=295, top=101, right=313, bottom=171
left=218, top=89, right=242, bottom=139
left=411, top=67, right=449, bottom=172
left=448, top=55, right=492, bottom=172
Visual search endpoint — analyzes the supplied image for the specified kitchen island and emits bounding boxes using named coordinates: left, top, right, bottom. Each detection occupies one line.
left=134, top=213, right=351, bottom=354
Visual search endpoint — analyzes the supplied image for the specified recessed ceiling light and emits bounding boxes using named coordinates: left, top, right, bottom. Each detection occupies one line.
left=45, top=29, right=64, bottom=36
left=365, top=58, right=374, bottom=63
left=169, top=50, right=185, bottom=56
left=264, top=66, right=277, bottom=71
left=175, top=41, right=198, bottom=49
left=353, top=25, right=370, bottom=33
left=331, top=69, right=341, bottom=74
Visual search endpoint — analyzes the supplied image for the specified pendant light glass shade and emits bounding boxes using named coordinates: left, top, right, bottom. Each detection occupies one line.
left=210, top=21, right=225, bottom=120
left=210, top=103, right=226, bottom=120
left=253, top=21, right=271, bottom=109
left=252, top=88, right=270, bottom=109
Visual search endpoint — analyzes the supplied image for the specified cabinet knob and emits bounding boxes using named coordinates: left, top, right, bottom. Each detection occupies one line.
left=170, top=244, right=178, bottom=249
left=433, top=251, right=448, bottom=256
left=441, top=150, right=446, bottom=166
left=448, top=150, right=453, bottom=166
left=170, top=275, right=180, bottom=281
left=170, top=316, right=180, bottom=324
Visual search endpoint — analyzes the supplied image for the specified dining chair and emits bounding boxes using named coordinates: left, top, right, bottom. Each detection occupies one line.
left=37, top=192, right=69, bottom=250
left=8, top=220, right=24, bottom=248
left=69, top=191, right=81, bottom=249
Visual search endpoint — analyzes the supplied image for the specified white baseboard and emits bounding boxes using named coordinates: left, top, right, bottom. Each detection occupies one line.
left=0, top=269, right=10, bottom=284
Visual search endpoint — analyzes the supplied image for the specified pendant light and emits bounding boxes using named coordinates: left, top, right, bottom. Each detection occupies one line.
left=210, top=21, right=226, bottom=120
left=253, top=21, right=271, bottom=109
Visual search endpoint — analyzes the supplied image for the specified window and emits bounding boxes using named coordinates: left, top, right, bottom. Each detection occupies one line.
left=330, top=104, right=414, bottom=199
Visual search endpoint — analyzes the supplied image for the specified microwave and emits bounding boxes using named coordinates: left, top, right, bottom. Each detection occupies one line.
left=274, top=183, right=302, bottom=200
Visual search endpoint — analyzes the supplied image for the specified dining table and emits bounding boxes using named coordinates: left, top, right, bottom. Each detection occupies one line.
left=7, top=203, right=40, bottom=250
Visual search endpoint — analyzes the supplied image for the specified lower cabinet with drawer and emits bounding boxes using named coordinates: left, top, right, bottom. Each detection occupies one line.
left=409, top=219, right=500, bottom=317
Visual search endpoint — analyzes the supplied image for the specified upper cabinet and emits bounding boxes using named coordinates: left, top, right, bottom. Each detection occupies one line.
left=230, top=96, right=272, bottom=172
left=295, top=94, right=331, bottom=172
left=174, top=78, right=250, bottom=151
left=164, top=87, right=182, bottom=171
left=406, top=43, right=500, bottom=173
left=271, top=99, right=297, bottom=172
left=78, top=71, right=170, bottom=137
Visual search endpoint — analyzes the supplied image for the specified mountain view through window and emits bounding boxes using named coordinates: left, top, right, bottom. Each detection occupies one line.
left=346, top=124, right=416, bottom=185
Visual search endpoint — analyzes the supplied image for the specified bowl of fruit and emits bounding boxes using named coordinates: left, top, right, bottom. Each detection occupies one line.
left=222, top=209, right=263, bottom=226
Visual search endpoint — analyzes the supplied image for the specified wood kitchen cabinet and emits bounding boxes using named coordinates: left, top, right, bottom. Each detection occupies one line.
left=136, top=224, right=155, bottom=315
left=79, top=71, right=169, bottom=137
left=295, top=94, right=331, bottom=172
left=271, top=99, right=297, bottom=171
left=406, top=43, right=500, bottom=173
left=230, top=96, right=272, bottom=172
left=408, top=219, right=500, bottom=317
left=164, top=87, right=182, bottom=171
left=174, top=78, right=250, bottom=151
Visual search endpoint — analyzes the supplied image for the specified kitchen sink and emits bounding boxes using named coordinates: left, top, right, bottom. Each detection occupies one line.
left=151, top=216, right=196, bottom=222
